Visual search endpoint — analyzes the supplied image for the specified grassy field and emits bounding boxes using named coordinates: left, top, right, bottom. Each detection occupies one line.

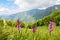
left=0, top=26, right=60, bottom=40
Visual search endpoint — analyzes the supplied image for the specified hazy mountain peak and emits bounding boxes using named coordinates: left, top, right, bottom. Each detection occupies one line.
left=0, top=5, right=60, bottom=24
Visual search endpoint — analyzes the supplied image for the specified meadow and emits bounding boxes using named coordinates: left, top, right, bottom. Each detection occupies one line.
left=0, top=26, right=60, bottom=40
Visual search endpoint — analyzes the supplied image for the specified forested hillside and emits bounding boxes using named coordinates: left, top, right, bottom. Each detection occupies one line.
left=37, top=10, right=60, bottom=26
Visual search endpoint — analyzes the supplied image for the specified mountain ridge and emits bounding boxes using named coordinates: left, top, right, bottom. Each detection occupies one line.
left=0, top=5, right=60, bottom=24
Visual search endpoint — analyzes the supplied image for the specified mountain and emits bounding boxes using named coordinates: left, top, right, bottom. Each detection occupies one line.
left=0, top=5, right=60, bottom=24
left=30, top=5, right=60, bottom=20
left=7, top=13, right=36, bottom=24
left=23, top=5, right=60, bottom=20
left=37, top=10, right=60, bottom=26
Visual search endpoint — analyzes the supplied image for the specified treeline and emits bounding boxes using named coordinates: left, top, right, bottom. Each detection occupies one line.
left=0, top=20, right=26, bottom=28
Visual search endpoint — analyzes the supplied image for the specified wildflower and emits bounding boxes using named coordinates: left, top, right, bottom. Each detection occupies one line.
left=48, top=20, right=54, bottom=35
left=16, top=20, right=21, bottom=32
left=32, top=26, right=37, bottom=33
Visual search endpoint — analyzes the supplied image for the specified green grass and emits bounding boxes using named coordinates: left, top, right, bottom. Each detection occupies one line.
left=0, top=26, right=60, bottom=40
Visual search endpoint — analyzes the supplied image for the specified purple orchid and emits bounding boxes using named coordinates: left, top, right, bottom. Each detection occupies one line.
left=48, top=20, right=54, bottom=35
left=16, top=20, right=21, bottom=32
left=32, top=26, right=37, bottom=33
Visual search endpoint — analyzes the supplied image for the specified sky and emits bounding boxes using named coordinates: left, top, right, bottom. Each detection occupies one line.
left=0, top=0, right=60, bottom=15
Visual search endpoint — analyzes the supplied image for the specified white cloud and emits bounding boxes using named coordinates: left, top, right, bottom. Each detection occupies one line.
left=0, top=7, right=20, bottom=15
left=0, top=8, right=9, bottom=12
left=56, top=0, right=60, bottom=4
left=14, top=0, right=57, bottom=11
left=0, top=0, right=60, bottom=15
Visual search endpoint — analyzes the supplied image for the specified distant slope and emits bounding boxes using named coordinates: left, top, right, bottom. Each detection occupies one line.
left=30, top=5, right=60, bottom=20
left=37, top=10, right=60, bottom=26
left=0, top=5, right=60, bottom=24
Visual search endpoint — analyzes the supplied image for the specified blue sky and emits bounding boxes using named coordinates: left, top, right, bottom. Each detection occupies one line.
left=0, top=0, right=60, bottom=15
left=0, top=0, right=19, bottom=9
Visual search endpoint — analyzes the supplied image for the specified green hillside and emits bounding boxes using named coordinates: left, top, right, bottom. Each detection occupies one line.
left=37, top=10, right=60, bottom=26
